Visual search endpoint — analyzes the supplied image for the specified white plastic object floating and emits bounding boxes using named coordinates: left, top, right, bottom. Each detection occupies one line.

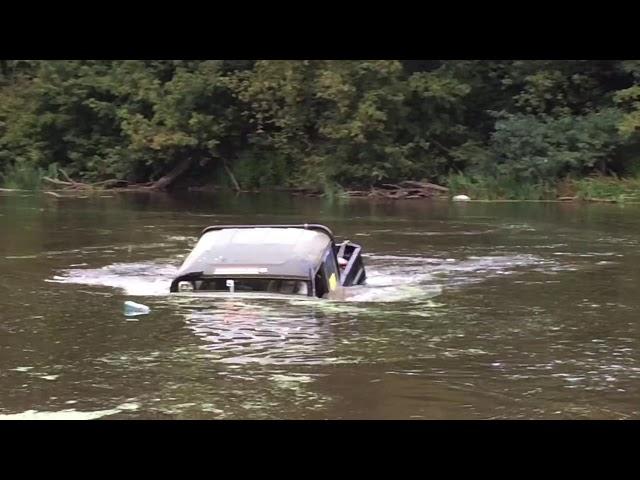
left=124, top=300, right=151, bottom=316
left=452, top=194, right=471, bottom=202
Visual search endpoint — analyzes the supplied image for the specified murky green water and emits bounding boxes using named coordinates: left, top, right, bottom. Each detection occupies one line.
left=1, top=191, right=640, bottom=419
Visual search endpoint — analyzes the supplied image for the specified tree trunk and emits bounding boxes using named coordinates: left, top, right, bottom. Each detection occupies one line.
left=599, top=158, right=608, bottom=175
left=223, top=160, right=241, bottom=192
left=149, top=158, right=193, bottom=190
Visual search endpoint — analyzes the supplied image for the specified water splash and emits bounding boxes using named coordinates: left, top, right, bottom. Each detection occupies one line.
left=49, top=261, right=179, bottom=296
left=49, top=252, right=557, bottom=302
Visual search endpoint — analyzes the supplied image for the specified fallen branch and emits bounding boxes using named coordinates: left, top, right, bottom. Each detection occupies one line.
left=58, top=168, right=80, bottom=185
left=43, top=175, right=151, bottom=193
left=91, top=179, right=130, bottom=188
left=42, top=159, right=193, bottom=193
left=345, top=190, right=368, bottom=195
left=399, top=180, right=449, bottom=192
left=42, top=176, right=86, bottom=188
left=342, top=181, right=449, bottom=200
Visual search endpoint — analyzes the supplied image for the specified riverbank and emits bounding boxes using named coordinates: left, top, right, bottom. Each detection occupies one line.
left=3, top=169, right=639, bottom=204
left=444, top=174, right=640, bottom=203
left=188, top=175, right=640, bottom=204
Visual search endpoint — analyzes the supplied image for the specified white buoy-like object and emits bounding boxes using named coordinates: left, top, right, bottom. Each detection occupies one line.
left=452, top=194, right=471, bottom=202
left=124, top=301, right=150, bottom=316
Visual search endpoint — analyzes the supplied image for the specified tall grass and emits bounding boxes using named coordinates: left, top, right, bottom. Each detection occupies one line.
left=568, top=176, right=640, bottom=202
left=446, top=173, right=557, bottom=200
left=445, top=173, right=640, bottom=202
left=1, top=162, right=57, bottom=190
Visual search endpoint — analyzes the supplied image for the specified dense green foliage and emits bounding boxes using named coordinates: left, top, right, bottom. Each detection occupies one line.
left=1, top=60, right=639, bottom=197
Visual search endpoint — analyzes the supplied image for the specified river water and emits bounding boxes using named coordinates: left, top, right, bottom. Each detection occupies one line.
left=1, top=191, right=639, bottom=419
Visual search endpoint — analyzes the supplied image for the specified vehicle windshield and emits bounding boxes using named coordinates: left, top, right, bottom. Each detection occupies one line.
left=193, top=278, right=309, bottom=295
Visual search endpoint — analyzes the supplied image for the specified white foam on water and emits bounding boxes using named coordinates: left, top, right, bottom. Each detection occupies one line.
left=343, top=284, right=443, bottom=303
left=0, top=402, right=139, bottom=420
left=0, top=410, right=118, bottom=420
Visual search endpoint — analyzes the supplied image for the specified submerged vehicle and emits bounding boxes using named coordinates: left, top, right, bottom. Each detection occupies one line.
left=170, top=224, right=366, bottom=298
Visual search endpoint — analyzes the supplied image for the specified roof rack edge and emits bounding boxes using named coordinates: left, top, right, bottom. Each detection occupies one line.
left=200, top=224, right=335, bottom=241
